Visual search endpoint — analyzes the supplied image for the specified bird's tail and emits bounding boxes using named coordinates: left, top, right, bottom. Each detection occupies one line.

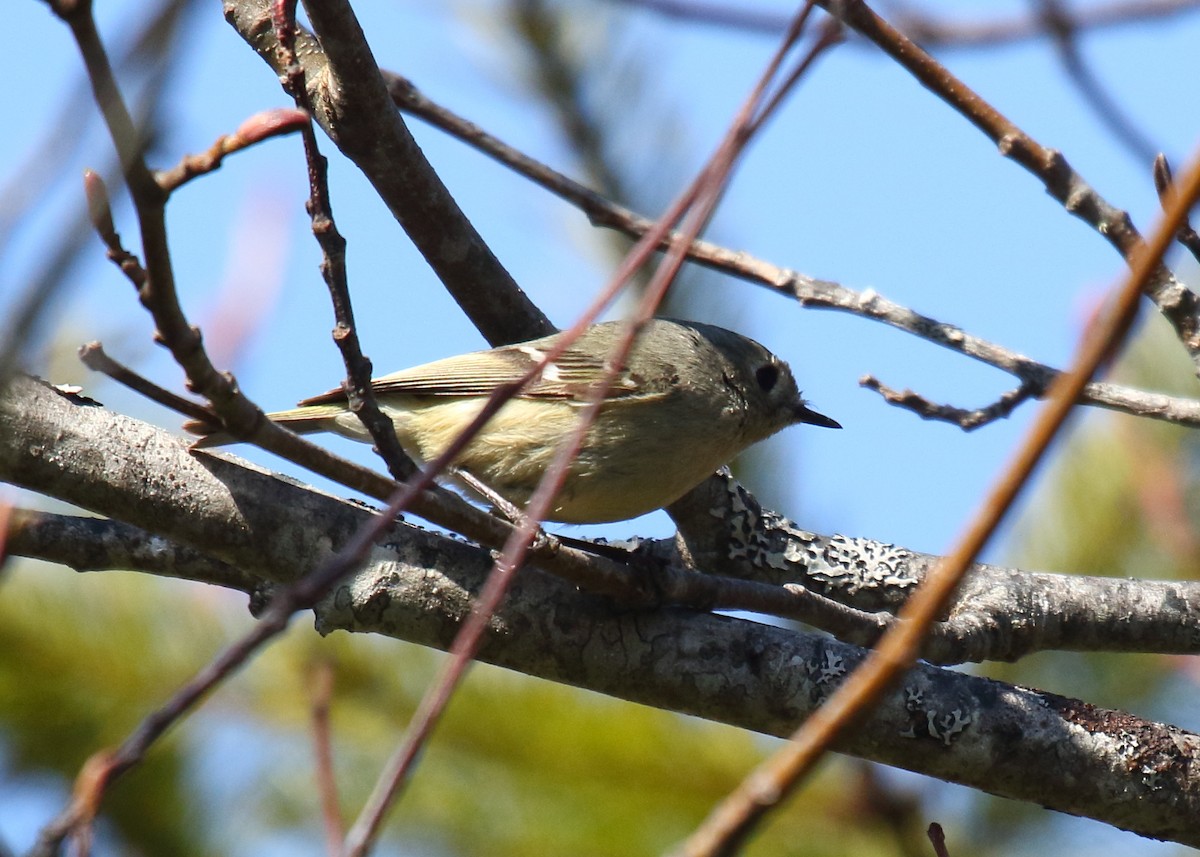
left=183, top=404, right=348, bottom=449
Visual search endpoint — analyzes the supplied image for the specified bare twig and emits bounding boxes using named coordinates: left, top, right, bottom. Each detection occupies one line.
left=224, top=0, right=554, bottom=346
left=1037, top=0, right=1158, bottom=165
left=746, top=15, right=844, bottom=136
left=42, top=1, right=650, bottom=846
left=81, top=169, right=148, bottom=288
left=0, top=500, right=10, bottom=573
left=860, top=376, right=1036, bottom=430
left=58, top=0, right=281, bottom=464
left=926, top=823, right=950, bottom=857
left=894, top=0, right=1200, bottom=49
left=0, top=0, right=187, bottom=386
left=1154, top=154, right=1200, bottom=264
left=155, top=108, right=310, bottom=192
left=614, top=0, right=1200, bottom=49
left=67, top=0, right=642, bottom=621
left=78, top=342, right=216, bottom=423
left=507, top=0, right=634, bottom=210
left=0, top=0, right=187, bottom=260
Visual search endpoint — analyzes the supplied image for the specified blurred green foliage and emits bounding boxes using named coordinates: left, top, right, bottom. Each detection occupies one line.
left=0, top=557, right=923, bottom=856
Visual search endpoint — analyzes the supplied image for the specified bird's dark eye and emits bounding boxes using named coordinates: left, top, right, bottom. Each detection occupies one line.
left=755, top=364, right=778, bottom=393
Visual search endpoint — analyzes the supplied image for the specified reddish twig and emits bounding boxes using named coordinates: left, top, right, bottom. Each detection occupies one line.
left=672, top=145, right=1200, bottom=857
left=0, top=499, right=11, bottom=573
left=927, top=822, right=950, bottom=857
left=308, top=660, right=345, bottom=856
left=82, top=169, right=147, bottom=289
left=43, top=2, right=649, bottom=849
left=155, top=108, right=310, bottom=192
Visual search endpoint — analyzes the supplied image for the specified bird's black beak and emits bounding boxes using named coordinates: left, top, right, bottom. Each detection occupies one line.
left=794, top=402, right=841, bottom=429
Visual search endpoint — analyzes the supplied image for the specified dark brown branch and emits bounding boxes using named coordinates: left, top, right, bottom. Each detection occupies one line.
left=273, top=6, right=417, bottom=481
left=224, top=0, right=554, bottom=345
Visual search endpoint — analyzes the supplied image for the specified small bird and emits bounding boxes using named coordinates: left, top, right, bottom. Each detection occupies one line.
left=188, top=319, right=839, bottom=523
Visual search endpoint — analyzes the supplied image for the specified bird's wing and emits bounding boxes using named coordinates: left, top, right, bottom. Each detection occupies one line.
left=297, top=339, right=670, bottom=406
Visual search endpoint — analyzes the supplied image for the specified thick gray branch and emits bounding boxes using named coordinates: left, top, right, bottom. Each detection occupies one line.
left=4, top=375, right=1200, bottom=844
left=672, top=473, right=1200, bottom=663
left=6, top=508, right=255, bottom=592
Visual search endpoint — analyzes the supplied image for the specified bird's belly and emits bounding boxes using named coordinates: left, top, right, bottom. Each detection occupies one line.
left=388, top=396, right=739, bottom=524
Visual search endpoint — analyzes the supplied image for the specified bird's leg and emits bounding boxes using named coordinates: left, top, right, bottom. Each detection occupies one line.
left=449, top=467, right=547, bottom=541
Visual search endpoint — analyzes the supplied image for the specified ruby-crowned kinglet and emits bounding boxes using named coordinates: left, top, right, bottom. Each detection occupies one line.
left=188, top=319, right=839, bottom=523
